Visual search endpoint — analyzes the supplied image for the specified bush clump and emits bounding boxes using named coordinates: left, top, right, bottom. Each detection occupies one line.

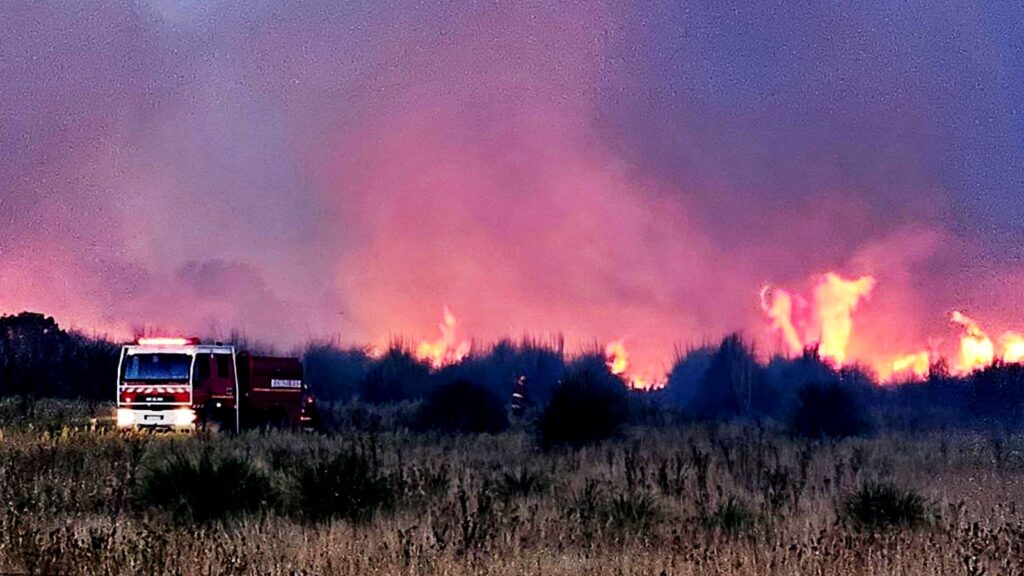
left=841, top=481, right=928, bottom=531
left=537, top=362, right=630, bottom=449
left=690, top=334, right=775, bottom=420
left=416, top=379, right=509, bottom=434
left=790, top=381, right=872, bottom=439
left=292, top=448, right=400, bottom=524
left=137, top=450, right=275, bottom=524
left=705, top=497, right=757, bottom=535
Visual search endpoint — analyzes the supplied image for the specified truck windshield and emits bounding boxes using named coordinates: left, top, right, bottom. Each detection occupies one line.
left=122, top=354, right=192, bottom=382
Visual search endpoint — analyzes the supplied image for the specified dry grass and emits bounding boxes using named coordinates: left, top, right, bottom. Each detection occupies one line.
left=0, top=410, right=1022, bottom=575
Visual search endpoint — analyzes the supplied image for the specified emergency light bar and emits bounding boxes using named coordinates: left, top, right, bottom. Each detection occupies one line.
left=135, top=337, right=201, bottom=346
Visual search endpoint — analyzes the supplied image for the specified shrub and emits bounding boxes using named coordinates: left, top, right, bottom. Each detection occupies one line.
left=706, top=497, right=757, bottom=535
left=691, top=334, right=772, bottom=420
left=136, top=450, right=275, bottom=523
left=498, top=468, right=548, bottom=499
left=841, top=481, right=928, bottom=531
left=360, top=345, right=432, bottom=403
left=662, top=345, right=714, bottom=407
left=791, top=382, right=872, bottom=439
left=607, top=488, right=660, bottom=531
left=292, top=449, right=400, bottom=524
left=537, top=361, right=630, bottom=449
left=302, top=343, right=371, bottom=402
left=437, top=337, right=566, bottom=409
left=415, top=379, right=509, bottom=434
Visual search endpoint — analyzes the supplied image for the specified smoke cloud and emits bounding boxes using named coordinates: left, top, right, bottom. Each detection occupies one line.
left=2, top=1, right=1023, bottom=373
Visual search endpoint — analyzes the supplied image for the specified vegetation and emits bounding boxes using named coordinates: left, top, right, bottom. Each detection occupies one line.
left=415, top=379, right=509, bottom=434
left=790, top=381, right=873, bottom=438
left=537, top=358, right=631, bottom=449
left=292, top=446, right=401, bottom=524
left=841, top=481, right=930, bottom=531
left=0, top=414, right=1020, bottom=574
left=137, top=448, right=275, bottom=524
left=1, top=309, right=1024, bottom=573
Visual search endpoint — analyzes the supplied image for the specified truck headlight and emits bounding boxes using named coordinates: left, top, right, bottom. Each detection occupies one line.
left=116, top=408, right=136, bottom=428
left=173, top=408, right=196, bottom=427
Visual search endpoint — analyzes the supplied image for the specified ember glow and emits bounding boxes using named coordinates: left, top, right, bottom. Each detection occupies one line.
left=415, top=308, right=472, bottom=369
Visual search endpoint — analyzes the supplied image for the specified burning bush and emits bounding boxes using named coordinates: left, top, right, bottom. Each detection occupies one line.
left=415, top=379, right=509, bottom=434
left=136, top=450, right=275, bottom=524
left=790, top=381, right=872, bottom=439
left=537, top=357, right=630, bottom=449
left=841, top=481, right=929, bottom=531
left=291, top=448, right=400, bottom=524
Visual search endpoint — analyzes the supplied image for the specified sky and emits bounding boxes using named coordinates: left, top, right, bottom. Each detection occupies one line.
left=2, top=1, right=1023, bottom=374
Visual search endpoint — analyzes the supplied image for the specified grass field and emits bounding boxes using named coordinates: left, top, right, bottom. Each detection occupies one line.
left=1, top=402, right=1022, bottom=575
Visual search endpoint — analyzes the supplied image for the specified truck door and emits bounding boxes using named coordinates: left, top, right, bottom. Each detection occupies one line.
left=192, top=353, right=212, bottom=402
left=209, top=353, right=235, bottom=400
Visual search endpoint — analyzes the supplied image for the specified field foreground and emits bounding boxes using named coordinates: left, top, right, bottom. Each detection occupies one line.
left=0, top=418, right=1023, bottom=575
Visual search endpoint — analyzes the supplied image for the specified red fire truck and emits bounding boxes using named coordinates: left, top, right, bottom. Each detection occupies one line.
left=116, top=337, right=315, bottom=431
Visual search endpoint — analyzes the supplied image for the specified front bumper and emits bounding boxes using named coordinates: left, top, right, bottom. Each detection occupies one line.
left=117, top=407, right=196, bottom=429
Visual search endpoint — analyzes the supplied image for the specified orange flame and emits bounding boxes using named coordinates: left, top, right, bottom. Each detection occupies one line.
left=759, top=285, right=804, bottom=356
left=761, top=272, right=875, bottom=368
left=605, top=339, right=665, bottom=391
left=415, top=307, right=471, bottom=369
left=1001, top=333, right=1024, bottom=364
left=950, top=311, right=995, bottom=374
left=888, top=351, right=931, bottom=381
left=814, top=273, right=876, bottom=366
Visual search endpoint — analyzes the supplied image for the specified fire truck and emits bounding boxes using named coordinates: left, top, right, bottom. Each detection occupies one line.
left=116, top=337, right=315, bottom=431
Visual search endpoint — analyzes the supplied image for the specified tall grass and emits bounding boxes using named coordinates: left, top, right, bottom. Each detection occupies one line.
left=0, top=422, right=1022, bottom=574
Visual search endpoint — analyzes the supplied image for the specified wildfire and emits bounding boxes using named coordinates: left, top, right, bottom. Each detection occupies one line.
left=761, top=272, right=875, bottom=368
left=605, top=339, right=665, bottom=391
left=947, top=312, right=1024, bottom=372
left=950, top=311, right=994, bottom=373
left=888, top=351, right=931, bottom=381
left=415, top=307, right=471, bottom=369
left=1001, top=333, right=1024, bottom=364
left=760, top=269, right=1024, bottom=382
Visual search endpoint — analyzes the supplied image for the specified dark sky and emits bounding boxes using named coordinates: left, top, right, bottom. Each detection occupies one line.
left=2, top=1, right=1022, bottom=371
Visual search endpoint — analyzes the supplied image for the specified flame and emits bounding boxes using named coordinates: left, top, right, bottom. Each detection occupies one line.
left=759, top=285, right=804, bottom=355
left=950, top=311, right=995, bottom=374
left=814, top=273, right=876, bottom=366
left=605, top=339, right=665, bottom=391
left=415, top=307, right=471, bottom=369
left=761, top=272, right=875, bottom=368
left=1001, top=333, right=1024, bottom=364
left=605, top=340, right=630, bottom=375
left=888, top=351, right=931, bottom=381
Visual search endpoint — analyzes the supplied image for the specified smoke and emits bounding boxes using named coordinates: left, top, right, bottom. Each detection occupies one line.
left=2, top=1, right=1023, bottom=373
